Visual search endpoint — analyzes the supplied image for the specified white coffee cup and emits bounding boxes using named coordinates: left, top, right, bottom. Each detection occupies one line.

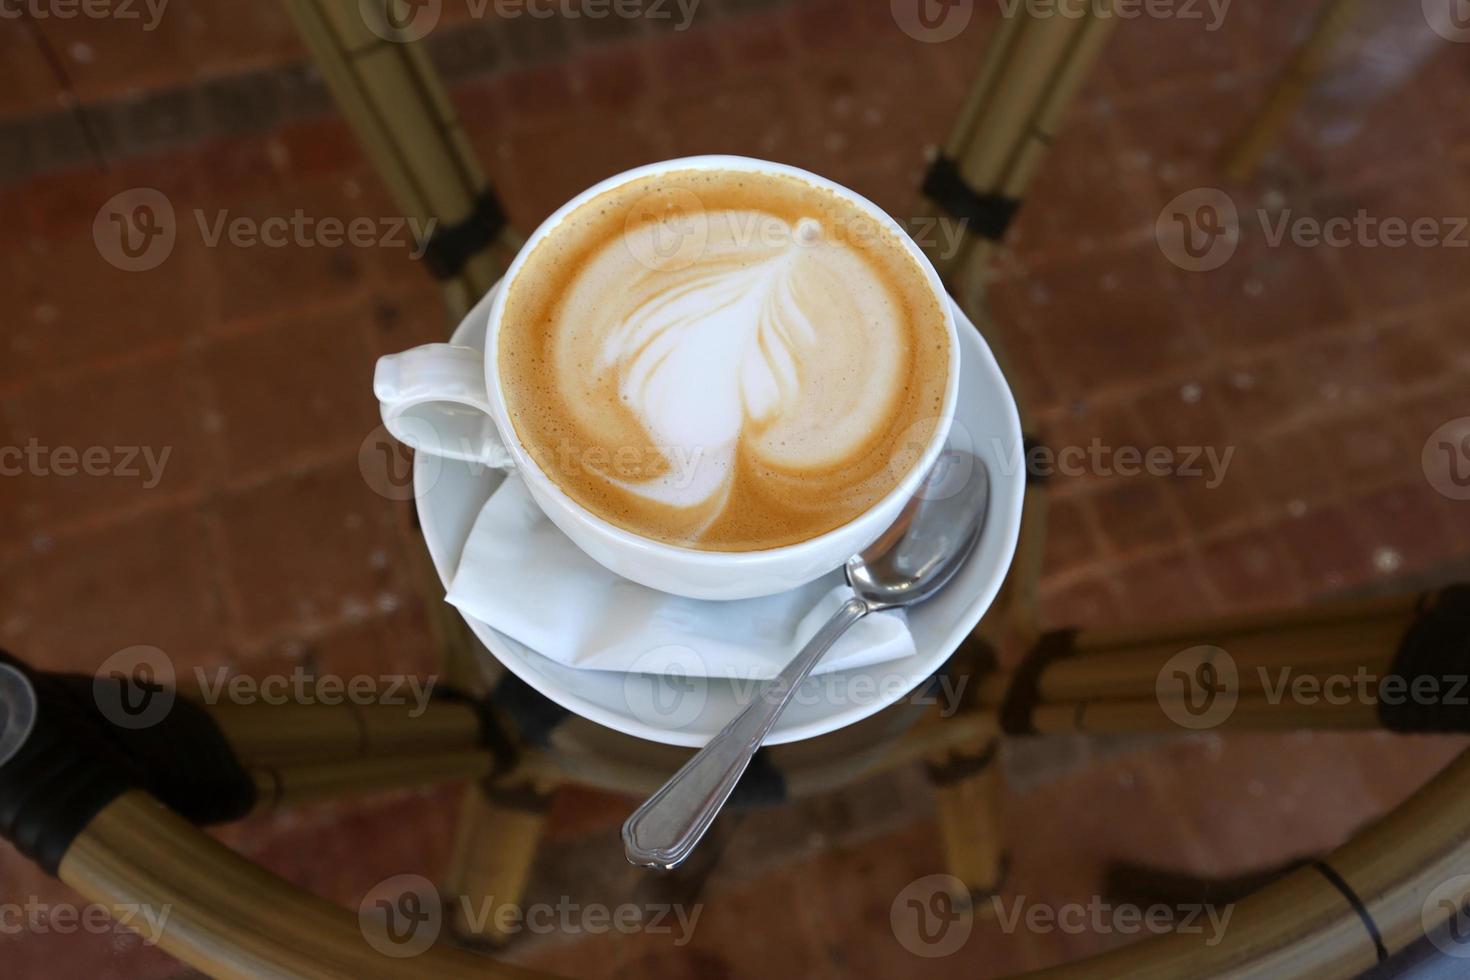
left=374, top=155, right=960, bottom=600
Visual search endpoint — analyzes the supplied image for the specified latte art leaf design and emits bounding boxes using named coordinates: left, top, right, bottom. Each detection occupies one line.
left=601, top=253, right=818, bottom=434
left=593, top=223, right=835, bottom=510
left=573, top=211, right=905, bottom=525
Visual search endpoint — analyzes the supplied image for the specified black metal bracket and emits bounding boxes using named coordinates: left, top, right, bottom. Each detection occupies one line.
left=1379, top=585, right=1470, bottom=734
left=419, top=189, right=508, bottom=281
left=921, top=153, right=1023, bottom=242
left=0, top=650, right=257, bottom=874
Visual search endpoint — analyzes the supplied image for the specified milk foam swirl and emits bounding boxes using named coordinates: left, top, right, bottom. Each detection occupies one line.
left=498, top=168, right=950, bottom=552
left=564, top=212, right=906, bottom=528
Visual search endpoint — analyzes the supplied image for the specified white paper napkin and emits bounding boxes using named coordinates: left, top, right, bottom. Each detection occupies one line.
left=445, top=474, right=915, bottom=679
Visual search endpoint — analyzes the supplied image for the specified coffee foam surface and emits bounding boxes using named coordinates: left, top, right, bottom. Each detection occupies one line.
left=499, top=168, right=950, bottom=552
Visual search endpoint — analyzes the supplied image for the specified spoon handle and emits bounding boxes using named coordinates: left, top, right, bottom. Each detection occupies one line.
left=622, top=596, right=870, bottom=869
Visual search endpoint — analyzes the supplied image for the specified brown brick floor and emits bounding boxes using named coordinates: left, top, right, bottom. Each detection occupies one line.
left=2, top=1, right=1469, bottom=977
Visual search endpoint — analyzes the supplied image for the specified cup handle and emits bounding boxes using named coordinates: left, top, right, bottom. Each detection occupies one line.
left=373, top=344, right=515, bottom=468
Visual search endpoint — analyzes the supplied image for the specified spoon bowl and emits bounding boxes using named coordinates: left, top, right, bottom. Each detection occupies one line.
left=847, top=451, right=991, bottom=611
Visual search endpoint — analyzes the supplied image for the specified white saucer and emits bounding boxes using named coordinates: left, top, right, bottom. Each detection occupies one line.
left=413, top=286, right=1024, bottom=746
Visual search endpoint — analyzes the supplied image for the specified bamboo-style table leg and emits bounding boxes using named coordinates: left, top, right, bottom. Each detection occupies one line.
left=980, top=590, right=1469, bottom=736
left=925, top=578, right=1015, bottom=917
left=283, top=0, right=518, bottom=317
left=58, top=792, right=539, bottom=979
left=913, top=0, right=1115, bottom=662
left=41, top=752, right=1470, bottom=979
left=929, top=739, right=1007, bottom=917
left=917, top=0, right=1119, bottom=313
left=1220, top=0, right=1360, bottom=181
left=445, top=778, right=557, bottom=948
